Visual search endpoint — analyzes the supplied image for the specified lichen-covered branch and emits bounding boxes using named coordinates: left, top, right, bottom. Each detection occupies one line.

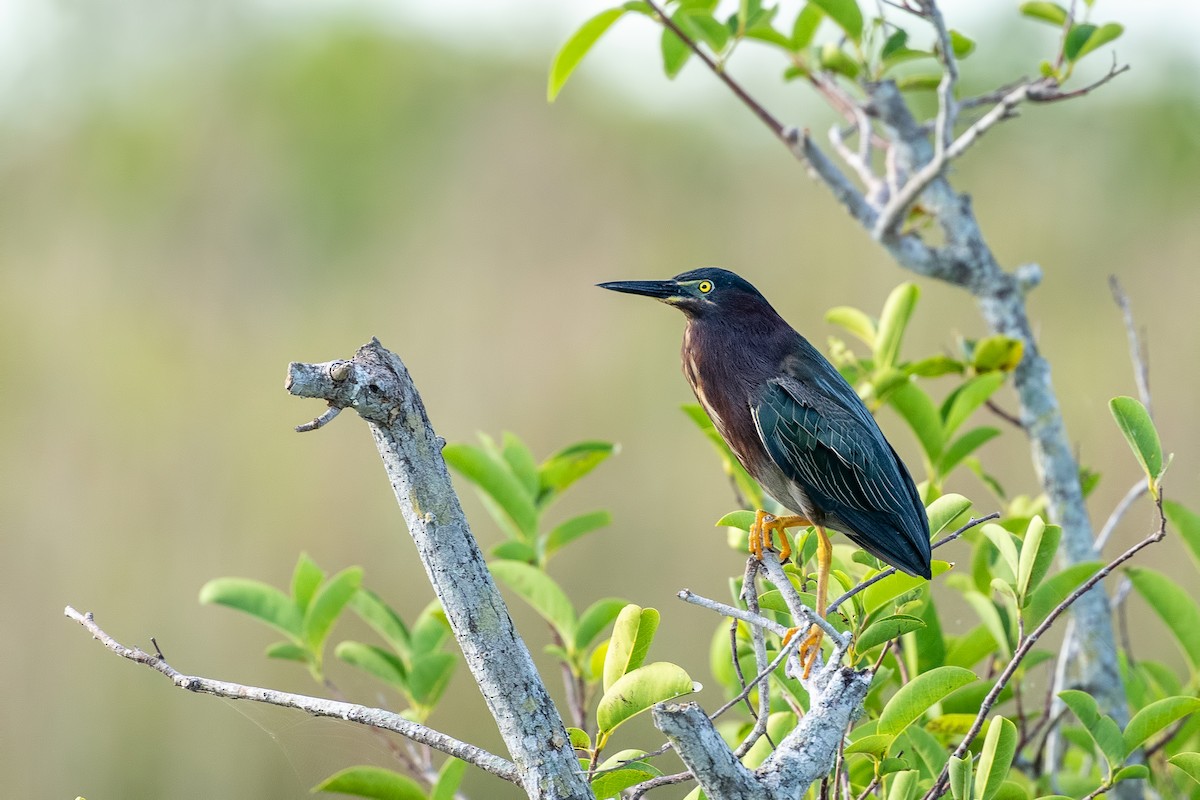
left=286, top=339, right=591, bottom=800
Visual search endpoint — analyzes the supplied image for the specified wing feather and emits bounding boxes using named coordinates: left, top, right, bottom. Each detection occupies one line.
left=751, top=377, right=931, bottom=577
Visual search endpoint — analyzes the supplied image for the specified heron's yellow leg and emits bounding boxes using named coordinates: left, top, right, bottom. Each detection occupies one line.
left=797, top=526, right=832, bottom=678
left=748, top=511, right=811, bottom=562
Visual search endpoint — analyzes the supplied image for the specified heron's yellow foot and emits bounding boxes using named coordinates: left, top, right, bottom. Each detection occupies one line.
left=797, top=624, right=824, bottom=679
left=779, top=624, right=823, bottom=678
left=748, top=511, right=811, bottom=562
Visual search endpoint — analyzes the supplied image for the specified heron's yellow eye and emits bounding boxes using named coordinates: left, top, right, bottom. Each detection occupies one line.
left=698, top=280, right=713, bottom=294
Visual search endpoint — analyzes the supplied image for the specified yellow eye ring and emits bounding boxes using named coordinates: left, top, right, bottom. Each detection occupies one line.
left=698, top=280, right=713, bottom=294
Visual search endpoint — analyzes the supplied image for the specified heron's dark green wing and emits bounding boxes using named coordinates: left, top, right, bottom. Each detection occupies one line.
left=751, top=376, right=931, bottom=577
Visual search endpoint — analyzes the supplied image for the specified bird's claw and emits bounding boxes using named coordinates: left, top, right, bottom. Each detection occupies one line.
left=749, top=511, right=793, bottom=562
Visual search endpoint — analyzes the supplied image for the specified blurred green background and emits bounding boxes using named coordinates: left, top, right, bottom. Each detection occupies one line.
left=4, top=1, right=1199, bottom=797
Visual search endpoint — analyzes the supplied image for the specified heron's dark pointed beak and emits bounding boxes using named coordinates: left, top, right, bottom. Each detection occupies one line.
left=596, top=280, right=679, bottom=301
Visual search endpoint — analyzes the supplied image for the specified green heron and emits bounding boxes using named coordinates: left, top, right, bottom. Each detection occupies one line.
left=600, top=267, right=931, bottom=673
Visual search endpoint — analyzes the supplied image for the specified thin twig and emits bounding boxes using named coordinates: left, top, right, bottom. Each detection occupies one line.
left=295, top=404, right=342, bottom=432
left=924, top=0, right=959, bottom=154
left=736, top=558, right=774, bottom=754
left=828, top=513, right=997, bottom=614
left=644, top=0, right=784, bottom=138
left=1109, top=275, right=1152, bottom=417
left=628, top=770, right=696, bottom=799
left=1144, top=715, right=1193, bottom=758
left=854, top=775, right=881, bottom=800
left=985, top=399, right=1023, bottom=428
left=729, top=616, right=756, bottom=718
left=922, top=498, right=1168, bottom=800
left=1027, top=57, right=1130, bottom=103
left=1095, top=480, right=1149, bottom=552
left=679, top=589, right=794, bottom=638
left=64, top=606, right=520, bottom=784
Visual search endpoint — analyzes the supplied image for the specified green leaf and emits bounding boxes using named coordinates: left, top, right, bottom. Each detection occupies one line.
left=1063, top=23, right=1096, bottom=61
left=501, top=432, right=540, bottom=500
left=981, top=524, right=1020, bottom=584
left=685, top=10, right=731, bottom=52
left=305, top=566, right=363, bottom=652
left=313, top=766, right=425, bottom=800
left=538, top=441, right=616, bottom=505
left=1109, top=396, right=1163, bottom=493
left=864, top=561, right=951, bottom=615
left=575, top=597, right=629, bottom=653
left=888, top=770, right=919, bottom=800
left=335, top=641, right=408, bottom=689
left=971, top=335, right=1024, bottom=373
left=844, top=733, right=893, bottom=756
left=875, top=283, right=919, bottom=369
left=941, top=373, right=1005, bottom=440
left=881, top=29, right=908, bottom=60
left=431, top=758, right=466, bottom=800
left=906, top=723, right=949, bottom=777
left=715, top=509, right=757, bottom=531
left=940, top=428, right=1001, bottom=477
left=568, top=727, right=591, bottom=751
left=596, top=661, right=695, bottom=735
left=1114, top=765, right=1148, bottom=783
left=1128, top=566, right=1200, bottom=669
left=265, top=641, right=309, bottom=663
left=490, top=540, right=538, bottom=563
left=791, top=3, right=825, bottom=50
left=911, top=595, right=946, bottom=675
left=745, top=23, right=792, bottom=51
left=490, top=560, right=577, bottom=643
left=857, top=615, right=926, bottom=652
left=590, top=752, right=663, bottom=799
left=1164, top=500, right=1200, bottom=573
left=662, top=22, right=692, bottom=78
left=962, top=590, right=1011, bottom=659
left=408, top=652, right=456, bottom=707
left=974, top=717, right=1016, bottom=800
left=349, top=588, right=410, bottom=656
left=809, top=0, right=862, bottom=42
left=1122, top=696, right=1200, bottom=758
left=291, top=553, right=324, bottom=611
left=199, top=578, right=303, bottom=640
left=826, top=306, right=876, bottom=348
left=546, top=510, right=611, bottom=557
left=444, top=442, right=538, bottom=538
left=1017, top=518, right=1060, bottom=603
left=897, top=74, right=941, bottom=92
left=1067, top=23, right=1121, bottom=61
left=877, top=666, right=977, bottom=736
left=819, top=42, right=860, bottom=78
left=948, top=30, right=975, bottom=59
left=1059, top=689, right=1127, bottom=768
left=1169, top=753, right=1200, bottom=785
left=410, top=603, right=451, bottom=655
left=908, top=355, right=965, bottom=378
left=548, top=8, right=628, bottom=101
left=1019, top=1, right=1068, bottom=26
left=945, top=624, right=998, bottom=669
left=889, top=382, right=944, bottom=464
left=604, top=605, right=660, bottom=692
left=927, top=494, right=972, bottom=538
left=948, top=754, right=973, bottom=800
